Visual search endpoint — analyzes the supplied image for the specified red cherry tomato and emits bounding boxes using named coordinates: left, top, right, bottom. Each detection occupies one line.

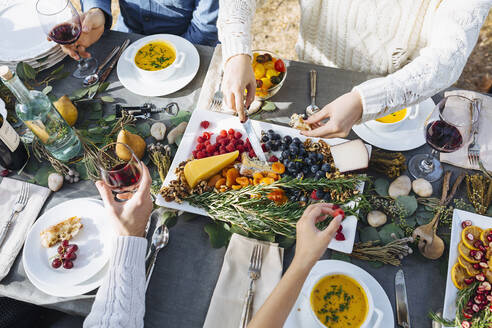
left=274, top=59, right=286, bottom=73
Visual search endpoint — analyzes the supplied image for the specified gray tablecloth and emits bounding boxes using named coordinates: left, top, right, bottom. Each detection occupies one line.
left=0, top=30, right=468, bottom=327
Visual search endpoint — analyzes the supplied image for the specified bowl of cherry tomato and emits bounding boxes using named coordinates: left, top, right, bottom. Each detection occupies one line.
left=252, top=50, right=287, bottom=100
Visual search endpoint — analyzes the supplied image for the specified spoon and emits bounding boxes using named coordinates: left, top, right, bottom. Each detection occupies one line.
left=145, top=224, right=169, bottom=289
left=82, top=45, right=120, bottom=87
left=306, top=69, right=320, bottom=117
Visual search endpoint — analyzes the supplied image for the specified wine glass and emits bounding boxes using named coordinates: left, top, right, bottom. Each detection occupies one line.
left=408, top=95, right=480, bottom=182
left=98, top=142, right=142, bottom=196
left=36, top=0, right=98, bottom=79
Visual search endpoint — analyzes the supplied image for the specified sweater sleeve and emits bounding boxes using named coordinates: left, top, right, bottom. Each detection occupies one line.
left=353, top=0, right=491, bottom=123
left=217, top=0, right=256, bottom=63
left=83, top=236, right=147, bottom=328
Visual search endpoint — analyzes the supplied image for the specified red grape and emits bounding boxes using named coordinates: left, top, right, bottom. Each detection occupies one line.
left=52, top=258, right=62, bottom=268
left=63, top=260, right=74, bottom=269
left=57, top=245, right=65, bottom=255
left=62, top=240, right=69, bottom=247
left=66, top=244, right=78, bottom=253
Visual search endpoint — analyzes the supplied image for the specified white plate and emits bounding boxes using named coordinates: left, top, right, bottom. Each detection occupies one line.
left=23, top=198, right=114, bottom=288
left=442, top=209, right=492, bottom=327
left=352, top=98, right=436, bottom=151
left=284, top=260, right=394, bottom=328
left=117, top=34, right=200, bottom=97
left=155, top=109, right=371, bottom=254
left=0, top=0, right=55, bottom=61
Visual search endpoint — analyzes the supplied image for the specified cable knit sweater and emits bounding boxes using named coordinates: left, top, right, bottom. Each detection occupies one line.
left=83, top=236, right=147, bottom=328
left=218, top=0, right=492, bottom=122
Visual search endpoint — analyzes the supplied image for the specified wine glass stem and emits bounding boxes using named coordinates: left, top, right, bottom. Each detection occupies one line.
left=420, top=149, right=438, bottom=173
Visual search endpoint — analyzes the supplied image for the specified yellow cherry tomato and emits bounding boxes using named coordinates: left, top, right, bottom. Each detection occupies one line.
left=254, top=64, right=266, bottom=79
left=266, top=69, right=279, bottom=79
left=260, top=77, right=272, bottom=90
left=264, top=61, right=275, bottom=70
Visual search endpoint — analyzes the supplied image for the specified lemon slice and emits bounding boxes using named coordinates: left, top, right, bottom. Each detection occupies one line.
left=462, top=226, right=483, bottom=250
left=458, top=256, right=480, bottom=276
left=481, top=228, right=492, bottom=245
left=458, top=242, right=479, bottom=264
left=451, top=262, right=471, bottom=290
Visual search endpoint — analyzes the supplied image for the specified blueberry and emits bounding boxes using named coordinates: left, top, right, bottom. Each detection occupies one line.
left=266, top=141, right=274, bottom=150
left=302, top=166, right=309, bottom=174
left=283, top=135, right=292, bottom=145
left=308, top=152, right=317, bottom=160
left=283, top=159, right=291, bottom=166
left=316, top=153, right=324, bottom=161
left=321, top=163, right=331, bottom=172
left=323, top=193, right=331, bottom=201
left=292, top=137, right=301, bottom=145
left=261, top=135, right=269, bottom=143
left=289, top=146, right=299, bottom=156
left=310, top=164, right=320, bottom=174
left=316, top=189, right=325, bottom=199
left=305, top=157, right=313, bottom=166
left=281, top=150, right=290, bottom=159
left=267, top=129, right=275, bottom=136
left=272, top=133, right=281, bottom=140
left=296, top=172, right=304, bottom=180
left=289, top=194, right=298, bottom=202
left=299, top=195, right=308, bottom=203
left=287, top=162, right=297, bottom=171
left=270, top=142, right=279, bottom=152
left=295, top=161, right=303, bottom=170
left=315, top=171, right=325, bottom=180
left=281, top=143, right=289, bottom=151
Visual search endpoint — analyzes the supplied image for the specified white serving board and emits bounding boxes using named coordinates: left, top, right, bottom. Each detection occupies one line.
left=156, top=109, right=371, bottom=253
left=442, top=209, right=492, bottom=327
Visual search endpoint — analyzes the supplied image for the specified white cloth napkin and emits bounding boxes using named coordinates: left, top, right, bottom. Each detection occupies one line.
left=440, top=90, right=492, bottom=171
left=0, top=178, right=50, bottom=281
left=203, top=233, right=284, bottom=328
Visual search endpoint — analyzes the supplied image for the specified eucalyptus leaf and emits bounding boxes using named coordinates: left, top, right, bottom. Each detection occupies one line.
left=136, top=122, right=151, bottom=137
left=50, top=64, right=65, bottom=76
left=170, top=111, right=191, bottom=126
left=88, top=110, right=102, bottom=121
left=22, top=63, right=36, bottom=80
left=88, top=126, right=104, bottom=134
left=405, top=215, right=417, bottom=228
left=378, top=223, right=404, bottom=244
left=164, top=216, right=178, bottom=228
left=261, top=101, right=276, bottom=111
left=74, top=162, right=89, bottom=180
left=204, top=221, right=231, bottom=248
left=16, top=62, right=26, bottom=80
left=42, top=85, right=52, bottom=95
left=142, top=154, right=150, bottom=166
left=125, top=126, right=139, bottom=135
left=88, top=83, right=100, bottom=94
left=374, top=178, right=389, bottom=196
left=104, top=114, right=116, bottom=122
left=278, top=236, right=296, bottom=248
left=359, top=226, right=380, bottom=243
left=70, top=88, right=89, bottom=100
left=34, top=165, right=55, bottom=187
left=331, top=252, right=351, bottom=263
left=229, top=224, right=248, bottom=236
left=395, top=195, right=418, bottom=217
left=52, top=71, right=70, bottom=80
left=417, top=214, right=433, bottom=225
left=100, top=96, right=114, bottom=103
left=97, top=82, right=110, bottom=93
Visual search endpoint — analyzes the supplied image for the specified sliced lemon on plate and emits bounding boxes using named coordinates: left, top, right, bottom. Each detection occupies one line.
left=458, top=256, right=480, bottom=276
left=480, top=228, right=492, bottom=245
left=462, top=226, right=483, bottom=250
left=458, top=242, right=479, bottom=264
left=451, top=262, right=471, bottom=290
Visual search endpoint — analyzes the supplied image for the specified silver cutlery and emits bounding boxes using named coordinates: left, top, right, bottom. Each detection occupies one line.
left=210, top=71, right=223, bottom=111
left=306, top=69, right=320, bottom=117
left=0, top=182, right=29, bottom=247
left=242, top=117, right=267, bottom=162
left=467, top=98, right=482, bottom=166
left=145, top=223, right=169, bottom=290
left=395, top=269, right=411, bottom=328
left=239, top=244, right=263, bottom=328
left=83, top=45, right=121, bottom=87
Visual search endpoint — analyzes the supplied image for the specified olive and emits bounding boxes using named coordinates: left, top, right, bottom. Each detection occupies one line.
left=256, top=55, right=267, bottom=63
left=256, top=79, right=263, bottom=88
left=264, top=53, right=273, bottom=61
left=270, top=75, right=282, bottom=84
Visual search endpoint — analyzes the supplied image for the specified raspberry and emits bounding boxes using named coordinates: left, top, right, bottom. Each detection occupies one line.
left=200, top=120, right=210, bottom=129
left=261, top=144, right=268, bottom=152
left=197, top=151, right=206, bottom=159
left=311, top=190, right=319, bottom=200
left=268, top=155, right=279, bottom=162
left=192, top=150, right=198, bottom=158
left=219, top=149, right=227, bottom=154
left=335, top=232, right=346, bottom=241
left=203, top=132, right=212, bottom=140
left=204, top=140, right=211, bottom=146
left=225, top=144, right=236, bottom=152
left=333, top=208, right=345, bottom=219
left=234, top=139, right=244, bottom=146
left=249, top=150, right=256, bottom=158
left=237, top=145, right=245, bottom=153
left=228, top=128, right=235, bottom=135
left=196, top=143, right=204, bottom=150
left=206, top=145, right=216, bottom=153
left=220, top=130, right=227, bottom=137
left=337, top=225, right=343, bottom=233
left=197, top=136, right=205, bottom=143
left=234, top=131, right=242, bottom=139
left=213, top=151, right=219, bottom=156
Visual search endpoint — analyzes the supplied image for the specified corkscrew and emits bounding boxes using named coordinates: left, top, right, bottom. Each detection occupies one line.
left=115, top=102, right=180, bottom=119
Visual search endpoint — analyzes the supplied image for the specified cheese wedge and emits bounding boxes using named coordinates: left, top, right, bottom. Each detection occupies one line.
left=330, top=139, right=369, bottom=173
left=184, top=151, right=239, bottom=188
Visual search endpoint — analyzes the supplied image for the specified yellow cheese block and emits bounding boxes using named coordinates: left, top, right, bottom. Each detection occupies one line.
left=184, top=151, right=239, bottom=188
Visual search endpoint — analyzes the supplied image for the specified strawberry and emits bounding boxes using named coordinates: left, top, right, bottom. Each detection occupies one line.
left=335, top=232, right=345, bottom=241
left=268, top=155, right=278, bottom=162
left=234, top=131, right=242, bottom=139
left=200, top=120, right=210, bottom=129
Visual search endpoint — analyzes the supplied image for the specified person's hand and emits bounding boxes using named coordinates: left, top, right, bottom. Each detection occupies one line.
left=293, top=203, right=343, bottom=268
left=95, top=163, right=153, bottom=237
left=56, top=8, right=105, bottom=60
left=222, top=54, right=256, bottom=122
left=301, top=91, right=363, bottom=138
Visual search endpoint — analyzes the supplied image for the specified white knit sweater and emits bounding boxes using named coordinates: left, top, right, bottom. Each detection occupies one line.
left=218, top=0, right=491, bottom=122
left=83, top=236, right=146, bottom=328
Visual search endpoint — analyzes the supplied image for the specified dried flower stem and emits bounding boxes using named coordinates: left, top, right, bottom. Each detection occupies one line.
left=348, top=237, right=414, bottom=266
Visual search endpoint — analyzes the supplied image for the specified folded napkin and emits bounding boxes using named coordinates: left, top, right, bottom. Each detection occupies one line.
left=0, top=178, right=50, bottom=281
left=196, top=44, right=225, bottom=113
left=440, top=90, right=492, bottom=171
left=203, top=233, right=284, bottom=328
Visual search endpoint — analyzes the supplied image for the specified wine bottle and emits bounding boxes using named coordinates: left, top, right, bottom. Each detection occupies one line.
left=0, top=66, right=82, bottom=162
left=0, top=99, right=28, bottom=170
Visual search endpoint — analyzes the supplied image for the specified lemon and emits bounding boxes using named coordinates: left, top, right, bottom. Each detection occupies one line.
left=53, top=95, right=78, bottom=126
left=24, top=120, right=50, bottom=144
left=462, top=226, right=483, bottom=250
left=451, top=262, right=470, bottom=290
left=458, top=256, right=480, bottom=276
left=481, top=228, right=492, bottom=245
left=458, top=242, right=479, bottom=264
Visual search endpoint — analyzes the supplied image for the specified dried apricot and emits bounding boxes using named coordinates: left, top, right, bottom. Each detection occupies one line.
left=231, top=185, right=242, bottom=190
left=272, top=162, right=285, bottom=174
left=253, top=172, right=264, bottom=180
left=226, top=168, right=239, bottom=187
left=236, top=176, right=249, bottom=187
left=267, top=172, right=280, bottom=180
left=208, top=174, right=222, bottom=188
left=260, top=177, right=275, bottom=185
left=215, top=177, right=226, bottom=189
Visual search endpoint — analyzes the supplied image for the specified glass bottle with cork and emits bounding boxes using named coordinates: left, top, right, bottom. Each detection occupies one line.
left=0, top=66, right=82, bottom=162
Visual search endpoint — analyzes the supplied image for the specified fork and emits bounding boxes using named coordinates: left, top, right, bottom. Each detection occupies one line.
left=210, top=71, right=223, bottom=111
left=468, top=98, right=482, bottom=166
left=0, top=182, right=30, bottom=247
left=239, top=244, right=263, bottom=328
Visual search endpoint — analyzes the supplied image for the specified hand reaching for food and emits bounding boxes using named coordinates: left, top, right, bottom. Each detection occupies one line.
left=222, top=54, right=256, bottom=122
left=95, top=163, right=153, bottom=237
left=54, top=8, right=105, bottom=60
left=301, top=91, right=363, bottom=139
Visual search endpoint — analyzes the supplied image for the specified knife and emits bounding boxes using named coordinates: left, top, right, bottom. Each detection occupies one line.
left=242, top=117, right=266, bottom=162
left=99, top=38, right=130, bottom=84
left=395, top=269, right=411, bottom=328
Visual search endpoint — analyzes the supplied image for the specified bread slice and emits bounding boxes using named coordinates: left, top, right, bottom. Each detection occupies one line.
left=40, top=216, right=83, bottom=248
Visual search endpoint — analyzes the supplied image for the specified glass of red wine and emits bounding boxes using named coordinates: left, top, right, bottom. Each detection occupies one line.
left=98, top=142, right=142, bottom=197
left=36, top=0, right=98, bottom=79
left=408, top=95, right=480, bottom=182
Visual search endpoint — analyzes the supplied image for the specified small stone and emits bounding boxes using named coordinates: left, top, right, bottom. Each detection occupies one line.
left=150, top=122, right=167, bottom=141
left=388, top=175, right=411, bottom=199
left=48, top=173, right=64, bottom=192
left=367, top=210, right=387, bottom=227
left=412, top=178, right=433, bottom=197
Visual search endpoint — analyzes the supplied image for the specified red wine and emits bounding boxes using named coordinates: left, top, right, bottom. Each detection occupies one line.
left=0, top=115, right=28, bottom=170
left=49, top=23, right=81, bottom=45
left=105, top=162, right=141, bottom=193
left=426, top=120, right=463, bottom=153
